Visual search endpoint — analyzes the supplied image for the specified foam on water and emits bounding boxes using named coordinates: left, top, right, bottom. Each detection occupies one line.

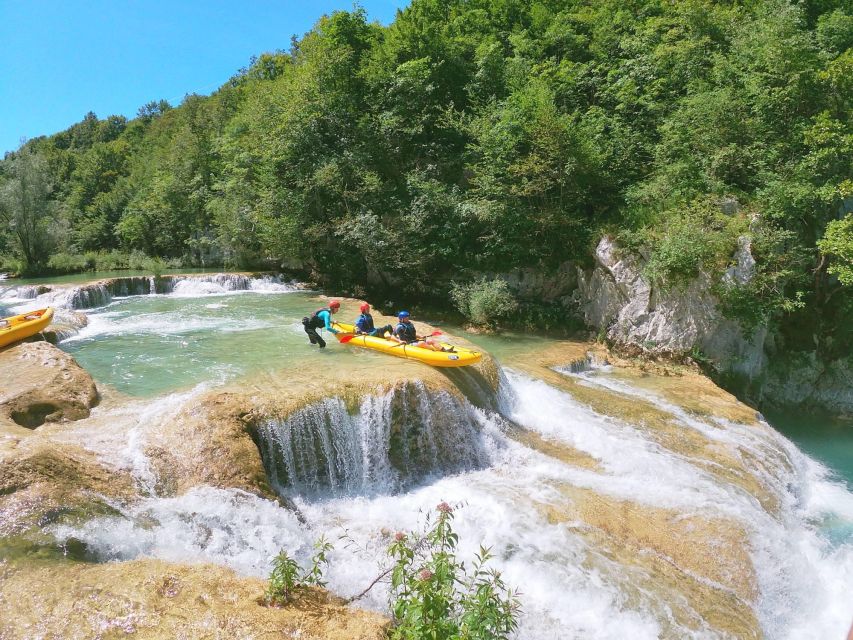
left=39, top=340, right=853, bottom=638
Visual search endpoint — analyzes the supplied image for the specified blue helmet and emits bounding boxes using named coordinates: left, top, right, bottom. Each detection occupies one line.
left=398, top=310, right=410, bottom=319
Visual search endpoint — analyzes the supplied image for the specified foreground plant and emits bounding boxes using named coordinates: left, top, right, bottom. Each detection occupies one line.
left=265, top=536, right=334, bottom=606
left=388, top=502, right=521, bottom=640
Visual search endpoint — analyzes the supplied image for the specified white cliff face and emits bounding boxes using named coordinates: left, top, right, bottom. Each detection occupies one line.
left=577, top=236, right=766, bottom=378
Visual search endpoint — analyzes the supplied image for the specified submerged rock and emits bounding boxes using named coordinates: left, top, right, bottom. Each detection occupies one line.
left=0, top=342, right=98, bottom=429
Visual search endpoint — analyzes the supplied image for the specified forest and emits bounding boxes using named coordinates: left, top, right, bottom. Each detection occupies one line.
left=1, top=0, right=851, bottom=358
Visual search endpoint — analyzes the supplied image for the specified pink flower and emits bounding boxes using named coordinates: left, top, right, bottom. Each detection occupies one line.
left=394, top=532, right=406, bottom=542
left=436, top=502, right=452, bottom=514
left=419, top=569, right=433, bottom=581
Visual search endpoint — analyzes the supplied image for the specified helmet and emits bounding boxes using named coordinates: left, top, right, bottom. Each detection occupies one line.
left=360, top=303, right=370, bottom=312
left=329, top=300, right=341, bottom=309
left=398, top=310, right=410, bottom=319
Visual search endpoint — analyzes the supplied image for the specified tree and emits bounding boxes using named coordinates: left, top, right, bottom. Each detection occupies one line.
left=0, top=147, right=56, bottom=272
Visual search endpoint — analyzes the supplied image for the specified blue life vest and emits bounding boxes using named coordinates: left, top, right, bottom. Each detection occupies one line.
left=395, top=321, right=417, bottom=342
left=355, top=313, right=374, bottom=333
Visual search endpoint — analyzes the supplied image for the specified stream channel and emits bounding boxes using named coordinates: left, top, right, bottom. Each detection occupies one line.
left=1, top=273, right=852, bottom=639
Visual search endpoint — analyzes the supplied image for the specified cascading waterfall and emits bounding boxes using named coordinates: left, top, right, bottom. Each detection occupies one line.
left=3, top=273, right=303, bottom=313
left=23, top=274, right=851, bottom=639
left=257, top=382, right=496, bottom=499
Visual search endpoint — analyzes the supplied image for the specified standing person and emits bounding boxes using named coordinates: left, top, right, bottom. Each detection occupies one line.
left=354, top=303, right=393, bottom=338
left=302, top=300, right=340, bottom=348
left=390, top=311, right=446, bottom=351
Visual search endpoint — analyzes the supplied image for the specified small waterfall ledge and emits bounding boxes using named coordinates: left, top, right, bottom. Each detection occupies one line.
left=0, top=272, right=307, bottom=311
left=256, top=381, right=498, bottom=500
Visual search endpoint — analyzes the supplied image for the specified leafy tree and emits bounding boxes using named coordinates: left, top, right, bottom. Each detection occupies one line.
left=0, top=147, right=56, bottom=272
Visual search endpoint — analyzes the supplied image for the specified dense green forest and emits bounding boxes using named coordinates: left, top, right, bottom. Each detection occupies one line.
left=1, top=0, right=852, bottom=357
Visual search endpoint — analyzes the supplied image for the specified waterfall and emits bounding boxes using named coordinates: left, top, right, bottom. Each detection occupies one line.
left=5, top=273, right=303, bottom=314
left=257, top=382, right=495, bottom=499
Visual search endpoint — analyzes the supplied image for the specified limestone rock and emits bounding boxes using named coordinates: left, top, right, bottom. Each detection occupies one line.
left=0, top=558, right=389, bottom=640
left=577, top=236, right=767, bottom=379
left=0, top=342, right=98, bottom=428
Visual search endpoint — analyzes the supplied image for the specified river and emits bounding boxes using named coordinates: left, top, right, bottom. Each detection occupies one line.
left=2, top=273, right=852, bottom=638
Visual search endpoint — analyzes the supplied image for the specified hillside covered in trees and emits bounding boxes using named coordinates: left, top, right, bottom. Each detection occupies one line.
left=2, top=0, right=852, bottom=371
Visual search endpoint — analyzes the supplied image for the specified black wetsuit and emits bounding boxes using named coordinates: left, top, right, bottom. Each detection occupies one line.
left=302, top=308, right=331, bottom=348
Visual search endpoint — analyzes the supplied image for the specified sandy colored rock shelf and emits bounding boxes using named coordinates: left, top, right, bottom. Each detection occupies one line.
left=0, top=557, right=389, bottom=640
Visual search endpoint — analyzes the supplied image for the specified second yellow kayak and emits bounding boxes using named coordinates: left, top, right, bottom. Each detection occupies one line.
left=0, top=307, right=54, bottom=348
left=333, top=322, right=481, bottom=368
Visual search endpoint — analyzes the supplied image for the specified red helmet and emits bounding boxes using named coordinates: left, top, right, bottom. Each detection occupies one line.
left=329, top=300, right=341, bottom=309
left=360, top=303, right=370, bottom=312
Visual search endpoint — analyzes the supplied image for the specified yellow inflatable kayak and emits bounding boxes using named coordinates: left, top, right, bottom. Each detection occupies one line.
left=0, top=307, right=54, bottom=348
left=333, top=322, right=481, bottom=368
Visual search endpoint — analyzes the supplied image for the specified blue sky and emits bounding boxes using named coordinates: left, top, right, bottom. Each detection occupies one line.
left=0, top=0, right=408, bottom=154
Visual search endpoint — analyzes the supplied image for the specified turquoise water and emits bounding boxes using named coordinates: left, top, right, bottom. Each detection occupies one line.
left=61, top=291, right=380, bottom=397
left=766, top=411, right=853, bottom=491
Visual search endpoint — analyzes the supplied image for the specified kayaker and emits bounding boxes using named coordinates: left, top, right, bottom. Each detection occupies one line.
left=302, top=301, right=341, bottom=348
left=390, top=311, right=445, bottom=351
left=354, top=303, right=393, bottom=338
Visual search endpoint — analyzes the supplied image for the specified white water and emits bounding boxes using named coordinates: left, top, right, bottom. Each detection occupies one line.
left=47, top=366, right=853, bottom=639
left=0, top=273, right=303, bottom=314
left=14, top=275, right=849, bottom=638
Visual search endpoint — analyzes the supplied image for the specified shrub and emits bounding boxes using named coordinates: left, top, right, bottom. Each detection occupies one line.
left=388, top=503, right=520, bottom=640
left=642, top=199, right=743, bottom=288
left=265, top=536, right=333, bottom=606
left=450, top=278, right=519, bottom=327
left=46, top=252, right=91, bottom=273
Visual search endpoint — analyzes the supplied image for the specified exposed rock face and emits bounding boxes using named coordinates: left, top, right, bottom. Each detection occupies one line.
left=0, top=342, right=98, bottom=428
left=0, top=558, right=389, bottom=640
left=760, top=352, right=853, bottom=416
left=576, top=237, right=767, bottom=379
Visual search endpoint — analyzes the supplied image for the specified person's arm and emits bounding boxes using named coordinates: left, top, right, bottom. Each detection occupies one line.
left=321, top=310, right=338, bottom=333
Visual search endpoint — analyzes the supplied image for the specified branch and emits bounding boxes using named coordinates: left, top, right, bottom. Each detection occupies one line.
left=344, top=566, right=393, bottom=604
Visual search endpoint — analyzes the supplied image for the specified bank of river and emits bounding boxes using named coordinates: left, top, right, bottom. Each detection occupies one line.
left=2, top=273, right=852, bottom=639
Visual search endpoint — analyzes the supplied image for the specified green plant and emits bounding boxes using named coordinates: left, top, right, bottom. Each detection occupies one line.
left=450, top=278, right=518, bottom=328
left=265, top=550, right=302, bottom=606
left=265, top=536, right=334, bottom=606
left=388, top=502, right=520, bottom=640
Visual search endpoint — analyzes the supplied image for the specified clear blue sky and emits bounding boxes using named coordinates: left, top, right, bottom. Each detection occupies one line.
left=0, top=0, right=408, bottom=154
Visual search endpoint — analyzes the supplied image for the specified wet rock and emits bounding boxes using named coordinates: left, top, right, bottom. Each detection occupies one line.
left=0, top=558, right=389, bottom=639
left=0, top=438, right=135, bottom=536
left=576, top=236, right=767, bottom=379
left=0, top=342, right=98, bottom=429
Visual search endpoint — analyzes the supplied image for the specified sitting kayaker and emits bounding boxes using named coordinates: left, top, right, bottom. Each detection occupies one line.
left=390, top=311, right=446, bottom=351
left=354, top=303, right=394, bottom=338
left=302, top=300, right=340, bottom=348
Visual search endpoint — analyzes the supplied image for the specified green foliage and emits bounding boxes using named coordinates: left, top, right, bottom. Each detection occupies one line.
left=450, top=278, right=518, bottom=327
left=3, top=0, right=852, bottom=356
left=818, top=212, right=853, bottom=286
left=388, top=502, right=520, bottom=640
left=641, top=200, right=744, bottom=288
left=265, top=550, right=302, bottom=606
left=264, top=536, right=334, bottom=606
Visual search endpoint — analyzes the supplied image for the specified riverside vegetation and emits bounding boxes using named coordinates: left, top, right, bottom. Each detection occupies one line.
left=1, top=0, right=851, bottom=384
left=265, top=503, right=521, bottom=639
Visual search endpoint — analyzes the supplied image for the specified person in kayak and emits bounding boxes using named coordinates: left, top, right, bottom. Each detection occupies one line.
left=354, top=303, right=394, bottom=338
left=302, top=300, right=340, bottom=348
left=390, top=311, right=446, bottom=351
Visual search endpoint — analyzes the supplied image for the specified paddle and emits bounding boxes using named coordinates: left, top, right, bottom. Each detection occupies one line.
left=389, top=331, right=443, bottom=348
left=338, top=330, right=443, bottom=345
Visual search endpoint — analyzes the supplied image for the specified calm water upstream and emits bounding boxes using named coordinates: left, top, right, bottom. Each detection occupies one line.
left=4, top=274, right=853, bottom=638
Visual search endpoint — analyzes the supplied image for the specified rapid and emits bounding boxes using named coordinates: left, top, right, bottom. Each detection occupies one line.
left=2, top=273, right=852, bottom=639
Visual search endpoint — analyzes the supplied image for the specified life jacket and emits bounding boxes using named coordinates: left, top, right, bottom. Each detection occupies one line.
left=395, top=321, right=417, bottom=343
left=355, top=313, right=374, bottom=333
left=305, top=308, right=330, bottom=330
